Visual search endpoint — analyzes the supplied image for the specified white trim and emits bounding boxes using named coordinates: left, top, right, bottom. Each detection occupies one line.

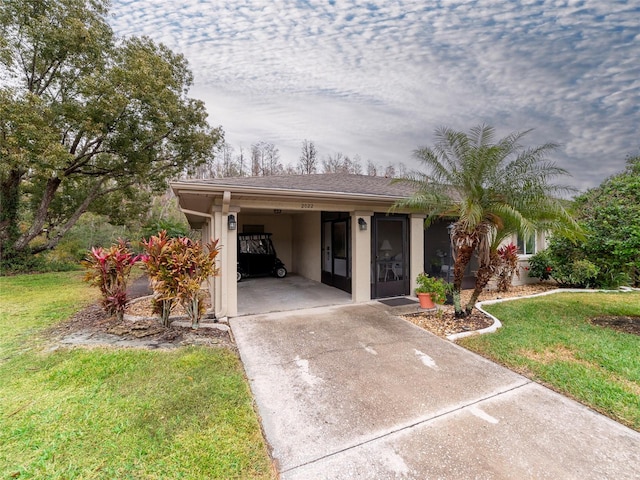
left=446, top=287, right=638, bottom=341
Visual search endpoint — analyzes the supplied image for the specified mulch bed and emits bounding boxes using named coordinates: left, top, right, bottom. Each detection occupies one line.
left=50, top=282, right=635, bottom=349
left=403, top=309, right=494, bottom=337
left=403, top=285, right=640, bottom=339
left=47, top=303, right=235, bottom=350
left=402, top=283, right=559, bottom=338
left=590, top=316, right=640, bottom=336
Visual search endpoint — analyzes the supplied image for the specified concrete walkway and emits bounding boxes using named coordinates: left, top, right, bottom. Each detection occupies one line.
left=230, top=303, right=640, bottom=479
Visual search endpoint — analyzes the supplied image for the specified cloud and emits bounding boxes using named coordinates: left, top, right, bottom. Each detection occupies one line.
left=109, top=0, right=640, bottom=191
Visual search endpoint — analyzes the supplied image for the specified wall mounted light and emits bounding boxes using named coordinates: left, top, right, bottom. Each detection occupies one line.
left=358, top=218, right=367, bottom=231
left=228, top=214, right=237, bottom=231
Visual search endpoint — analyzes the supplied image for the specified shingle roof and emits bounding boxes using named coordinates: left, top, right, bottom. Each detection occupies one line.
left=175, top=174, right=416, bottom=198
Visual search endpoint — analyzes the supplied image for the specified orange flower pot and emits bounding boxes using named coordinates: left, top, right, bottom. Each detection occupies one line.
left=417, top=292, right=435, bottom=309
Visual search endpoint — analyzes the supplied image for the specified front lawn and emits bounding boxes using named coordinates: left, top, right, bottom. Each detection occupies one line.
left=460, top=291, right=640, bottom=430
left=0, top=272, right=274, bottom=479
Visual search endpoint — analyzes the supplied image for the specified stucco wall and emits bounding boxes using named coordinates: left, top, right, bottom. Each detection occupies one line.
left=292, top=211, right=321, bottom=281
left=239, top=214, right=293, bottom=271
left=502, top=231, right=548, bottom=286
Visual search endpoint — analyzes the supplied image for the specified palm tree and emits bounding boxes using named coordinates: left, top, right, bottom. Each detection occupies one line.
left=395, top=124, right=579, bottom=317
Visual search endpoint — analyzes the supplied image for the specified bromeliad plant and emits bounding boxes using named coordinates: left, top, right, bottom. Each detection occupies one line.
left=141, top=232, right=220, bottom=329
left=82, top=239, right=141, bottom=321
left=495, top=242, right=520, bottom=292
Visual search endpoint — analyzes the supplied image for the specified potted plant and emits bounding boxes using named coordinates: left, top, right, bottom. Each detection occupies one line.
left=415, top=272, right=448, bottom=309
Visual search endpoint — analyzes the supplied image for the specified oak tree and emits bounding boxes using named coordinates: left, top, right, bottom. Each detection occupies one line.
left=0, top=0, right=221, bottom=260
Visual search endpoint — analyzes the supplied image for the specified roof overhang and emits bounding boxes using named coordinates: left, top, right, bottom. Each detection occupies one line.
left=171, top=180, right=411, bottom=226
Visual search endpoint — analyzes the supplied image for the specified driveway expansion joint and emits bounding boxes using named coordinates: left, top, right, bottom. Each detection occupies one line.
left=262, top=339, right=419, bottom=367
left=280, top=379, right=533, bottom=475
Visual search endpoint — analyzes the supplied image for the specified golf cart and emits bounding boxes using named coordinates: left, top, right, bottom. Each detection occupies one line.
left=237, top=233, right=287, bottom=281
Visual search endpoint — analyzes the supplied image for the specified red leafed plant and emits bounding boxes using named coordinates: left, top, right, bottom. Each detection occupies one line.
left=82, top=239, right=141, bottom=321
left=495, top=242, right=520, bottom=292
left=141, top=232, right=220, bottom=329
left=140, top=230, right=175, bottom=327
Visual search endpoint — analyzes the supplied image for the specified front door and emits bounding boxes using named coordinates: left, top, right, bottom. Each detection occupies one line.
left=372, top=214, right=409, bottom=298
left=321, top=213, right=351, bottom=293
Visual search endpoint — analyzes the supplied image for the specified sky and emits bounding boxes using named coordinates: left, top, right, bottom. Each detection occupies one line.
left=109, top=0, right=640, bottom=192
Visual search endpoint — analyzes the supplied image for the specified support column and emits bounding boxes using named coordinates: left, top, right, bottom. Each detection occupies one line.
left=410, top=214, right=426, bottom=295
left=212, top=194, right=239, bottom=320
left=226, top=209, right=239, bottom=317
left=352, top=211, right=373, bottom=303
left=212, top=209, right=224, bottom=318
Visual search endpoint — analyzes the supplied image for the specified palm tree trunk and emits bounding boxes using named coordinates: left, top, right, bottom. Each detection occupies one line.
left=465, top=251, right=499, bottom=313
left=452, top=244, right=475, bottom=317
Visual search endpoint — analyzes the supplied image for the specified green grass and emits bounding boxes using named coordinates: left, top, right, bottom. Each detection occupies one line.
left=0, top=272, right=274, bottom=479
left=460, top=291, right=640, bottom=430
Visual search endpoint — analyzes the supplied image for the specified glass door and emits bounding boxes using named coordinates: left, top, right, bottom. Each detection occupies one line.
left=321, top=213, right=351, bottom=293
left=372, top=214, right=409, bottom=298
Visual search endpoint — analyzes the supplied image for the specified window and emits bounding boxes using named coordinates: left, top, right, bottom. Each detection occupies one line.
left=517, top=234, right=536, bottom=255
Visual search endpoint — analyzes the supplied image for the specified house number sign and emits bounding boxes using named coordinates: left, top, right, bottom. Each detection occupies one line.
left=301, top=203, right=314, bottom=209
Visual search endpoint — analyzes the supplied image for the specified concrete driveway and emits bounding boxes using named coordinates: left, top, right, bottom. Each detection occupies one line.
left=230, top=303, right=640, bottom=479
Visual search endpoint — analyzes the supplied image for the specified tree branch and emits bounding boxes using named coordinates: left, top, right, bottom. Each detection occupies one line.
left=32, top=178, right=107, bottom=253
left=13, top=176, right=61, bottom=250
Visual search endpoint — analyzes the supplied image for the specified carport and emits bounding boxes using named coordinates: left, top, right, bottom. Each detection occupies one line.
left=171, top=174, right=424, bottom=319
left=237, top=275, right=351, bottom=316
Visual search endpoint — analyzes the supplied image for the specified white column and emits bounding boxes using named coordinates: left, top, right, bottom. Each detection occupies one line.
left=213, top=209, right=224, bottom=318
left=410, top=214, right=426, bottom=295
left=352, top=211, right=373, bottom=302
left=226, top=209, right=239, bottom=317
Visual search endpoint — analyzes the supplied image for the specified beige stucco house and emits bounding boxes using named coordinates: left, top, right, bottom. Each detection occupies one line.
left=171, top=173, right=541, bottom=318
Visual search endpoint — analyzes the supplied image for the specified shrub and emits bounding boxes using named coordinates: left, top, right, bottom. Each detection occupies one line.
left=528, top=248, right=600, bottom=288
left=140, top=231, right=175, bottom=326
left=141, top=232, right=220, bottom=329
left=0, top=247, right=80, bottom=275
left=495, top=243, right=520, bottom=292
left=571, top=156, right=639, bottom=286
left=527, top=249, right=554, bottom=281
left=141, top=218, right=190, bottom=240
left=567, top=259, right=600, bottom=288
left=82, top=240, right=141, bottom=321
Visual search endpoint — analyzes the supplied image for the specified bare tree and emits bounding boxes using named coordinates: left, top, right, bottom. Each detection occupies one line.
left=217, top=141, right=236, bottom=177
left=396, top=162, right=408, bottom=178
left=322, top=152, right=364, bottom=174
left=322, top=152, right=345, bottom=173
left=283, top=164, right=298, bottom=175
left=297, top=139, right=318, bottom=174
left=263, top=142, right=283, bottom=176
left=345, top=155, right=363, bottom=174
left=251, top=143, right=263, bottom=176
left=251, top=141, right=283, bottom=176
left=384, top=163, right=396, bottom=178
left=366, top=159, right=380, bottom=176
left=236, top=146, right=247, bottom=177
